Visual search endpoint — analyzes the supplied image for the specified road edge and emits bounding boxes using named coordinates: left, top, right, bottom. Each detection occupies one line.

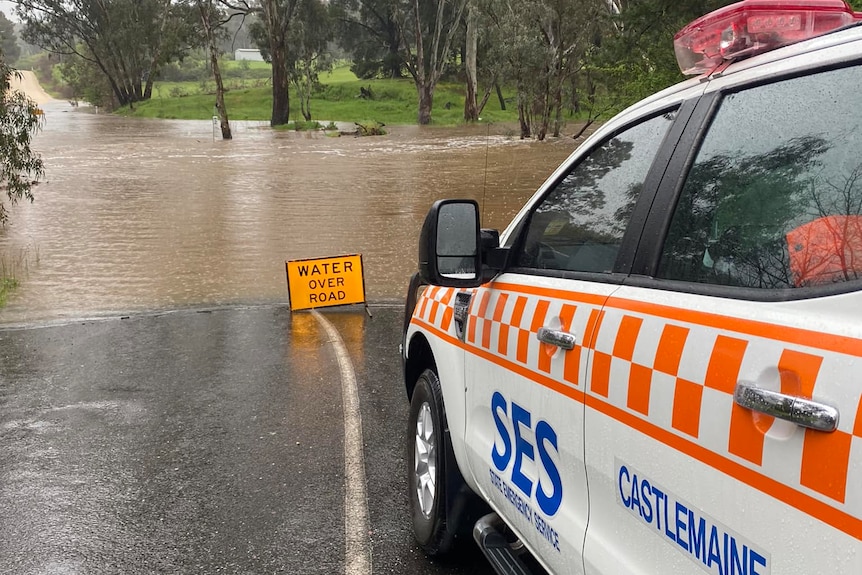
left=312, top=310, right=373, bottom=575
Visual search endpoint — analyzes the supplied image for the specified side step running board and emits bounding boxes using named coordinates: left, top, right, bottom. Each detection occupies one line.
left=473, top=513, right=536, bottom=575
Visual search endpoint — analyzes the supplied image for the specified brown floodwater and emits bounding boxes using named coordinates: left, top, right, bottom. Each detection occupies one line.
left=0, top=101, right=581, bottom=324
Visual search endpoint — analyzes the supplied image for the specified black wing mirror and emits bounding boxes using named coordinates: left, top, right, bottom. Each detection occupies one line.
left=418, top=199, right=484, bottom=287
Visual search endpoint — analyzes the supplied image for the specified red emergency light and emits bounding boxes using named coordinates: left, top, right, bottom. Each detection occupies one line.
left=674, top=0, right=862, bottom=75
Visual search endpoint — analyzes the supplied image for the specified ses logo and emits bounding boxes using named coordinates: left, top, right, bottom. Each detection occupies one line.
left=490, top=391, right=563, bottom=551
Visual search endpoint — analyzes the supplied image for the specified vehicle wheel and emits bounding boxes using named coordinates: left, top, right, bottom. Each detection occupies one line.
left=408, top=368, right=455, bottom=556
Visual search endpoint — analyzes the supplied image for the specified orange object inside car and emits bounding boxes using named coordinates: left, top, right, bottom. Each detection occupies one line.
left=787, top=215, right=862, bottom=286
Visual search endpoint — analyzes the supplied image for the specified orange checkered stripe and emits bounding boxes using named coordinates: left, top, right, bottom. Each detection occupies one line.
left=588, top=308, right=861, bottom=509
left=412, top=286, right=459, bottom=334
left=410, top=283, right=862, bottom=540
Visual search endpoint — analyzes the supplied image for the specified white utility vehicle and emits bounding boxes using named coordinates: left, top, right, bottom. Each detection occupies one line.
left=402, top=2, right=862, bottom=574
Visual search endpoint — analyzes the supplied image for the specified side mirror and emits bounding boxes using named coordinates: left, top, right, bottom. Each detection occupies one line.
left=418, top=199, right=484, bottom=287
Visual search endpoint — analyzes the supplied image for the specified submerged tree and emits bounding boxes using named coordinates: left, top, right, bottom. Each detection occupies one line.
left=0, top=57, right=44, bottom=224
left=198, top=0, right=232, bottom=139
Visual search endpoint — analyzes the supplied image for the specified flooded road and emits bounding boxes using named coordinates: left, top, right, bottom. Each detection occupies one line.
left=0, top=101, right=579, bottom=324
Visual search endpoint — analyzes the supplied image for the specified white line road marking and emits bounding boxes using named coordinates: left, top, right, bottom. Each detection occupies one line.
left=312, top=310, right=372, bottom=575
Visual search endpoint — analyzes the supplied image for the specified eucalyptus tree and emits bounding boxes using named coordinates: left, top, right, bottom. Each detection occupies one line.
left=396, top=0, right=468, bottom=124
left=333, top=0, right=467, bottom=124
left=463, top=0, right=478, bottom=121
left=197, top=0, right=232, bottom=139
left=0, top=57, right=43, bottom=224
left=287, top=0, right=332, bottom=121
left=226, top=0, right=300, bottom=126
left=462, top=1, right=509, bottom=121
left=56, top=46, right=114, bottom=106
left=256, top=0, right=299, bottom=125
left=531, top=0, right=598, bottom=139
left=480, top=1, right=545, bottom=138
left=17, top=0, right=196, bottom=107
left=226, top=0, right=332, bottom=126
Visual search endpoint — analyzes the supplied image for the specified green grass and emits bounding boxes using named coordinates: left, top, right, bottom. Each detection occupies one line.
left=118, top=64, right=521, bottom=126
left=0, top=277, right=18, bottom=308
left=0, top=246, right=35, bottom=308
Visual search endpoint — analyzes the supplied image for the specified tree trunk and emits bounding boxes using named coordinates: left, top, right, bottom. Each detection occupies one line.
left=386, top=20, right=402, bottom=79
left=144, top=0, right=172, bottom=102
left=495, top=83, right=506, bottom=111
left=106, top=75, right=127, bottom=107
left=536, top=73, right=550, bottom=141
left=477, top=84, right=493, bottom=116
left=298, top=66, right=312, bottom=121
left=212, top=64, right=231, bottom=139
left=265, top=0, right=290, bottom=126
left=200, top=1, right=231, bottom=140
left=518, top=97, right=530, bottom=139
left=303, top=57, right=316, bottom=121
left=463, top=4, right=478, bottom=122
left=402, top=0, right=467, bottom=125
left=270, top=45, right=290, bottom=126
left=552, top=85, right=563, bottom=138
left=417, top=83, right=434, bottom=125
left=535, top=94, right=548, bottom=141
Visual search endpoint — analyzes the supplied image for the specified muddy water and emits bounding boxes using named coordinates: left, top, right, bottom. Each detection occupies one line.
left=0, top=101, right=580, bottom=324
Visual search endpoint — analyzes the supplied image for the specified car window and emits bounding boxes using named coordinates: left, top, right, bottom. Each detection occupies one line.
left=516, top=111, right=678, bottom=273
left=658, top=64, right=862, bottom=289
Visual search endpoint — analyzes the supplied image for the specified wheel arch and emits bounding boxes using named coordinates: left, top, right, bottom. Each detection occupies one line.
left=405, top=332, right=437, bottom=401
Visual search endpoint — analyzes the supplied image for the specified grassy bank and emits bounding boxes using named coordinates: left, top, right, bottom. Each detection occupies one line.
left=118, top=63, right=522, bottom=126
left=0, top=247, right=36, bottom=308
left=0, top=277, right=18, bottom=307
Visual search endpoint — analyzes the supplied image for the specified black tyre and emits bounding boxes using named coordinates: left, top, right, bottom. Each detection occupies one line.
left=408, top=368, right=455, bottom=556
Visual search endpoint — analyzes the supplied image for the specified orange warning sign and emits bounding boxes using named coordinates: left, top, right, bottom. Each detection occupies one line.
left=285, top=254, right=366, bottom=311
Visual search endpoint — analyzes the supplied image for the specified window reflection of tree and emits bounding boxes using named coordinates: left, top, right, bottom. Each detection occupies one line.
left=791, top=161, right=862, bottom=286
left=520, top=137, right=634, bottom=270
left=519, top=111, right=674, bottom=272
left=538, top=137, right=636, bottom=235
left=660, top=135, right=832, bottom=288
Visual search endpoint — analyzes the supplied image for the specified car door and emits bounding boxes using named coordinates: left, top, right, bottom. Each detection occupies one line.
left=460, top=91, right=702, bottom=575
left=583, top=56, right=862, bottom=574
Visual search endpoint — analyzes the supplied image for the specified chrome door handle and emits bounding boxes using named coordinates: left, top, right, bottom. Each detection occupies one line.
left=536, top=327, right=576, bottom=350
left=734, top=382, right=839, bottom=432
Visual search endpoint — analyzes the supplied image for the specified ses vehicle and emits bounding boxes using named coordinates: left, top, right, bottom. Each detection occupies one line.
left=401, top=2, right=862, bottom=574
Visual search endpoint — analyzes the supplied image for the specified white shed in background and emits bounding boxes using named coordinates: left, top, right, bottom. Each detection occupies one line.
left=235, top=49, right=264, bottom=62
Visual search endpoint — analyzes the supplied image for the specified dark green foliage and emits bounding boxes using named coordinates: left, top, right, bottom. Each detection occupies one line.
left=0, top=12, right=19, bottom=64
left=588, top=1, right=737, bottom=114
left=0, top=57, right=44, bottom=224
left=330, top=0, right=405, bottom=79
left=18, top=0, right=199, bottom=107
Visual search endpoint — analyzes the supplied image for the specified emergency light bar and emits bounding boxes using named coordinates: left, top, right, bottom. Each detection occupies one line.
left=674, top=0, right=862, bottom=75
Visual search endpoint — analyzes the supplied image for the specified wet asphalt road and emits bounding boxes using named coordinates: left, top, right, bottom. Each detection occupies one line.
left=0, top=305, right=493, bottom=574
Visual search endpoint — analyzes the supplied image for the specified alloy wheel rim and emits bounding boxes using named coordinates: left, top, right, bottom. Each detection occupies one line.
left=414, top=401, right=436, bottom=518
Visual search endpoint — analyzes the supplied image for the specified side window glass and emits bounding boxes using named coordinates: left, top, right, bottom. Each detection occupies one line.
left=659, top=64, right=862, bottom=289
left=517, top=110, right=677, bottom=273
